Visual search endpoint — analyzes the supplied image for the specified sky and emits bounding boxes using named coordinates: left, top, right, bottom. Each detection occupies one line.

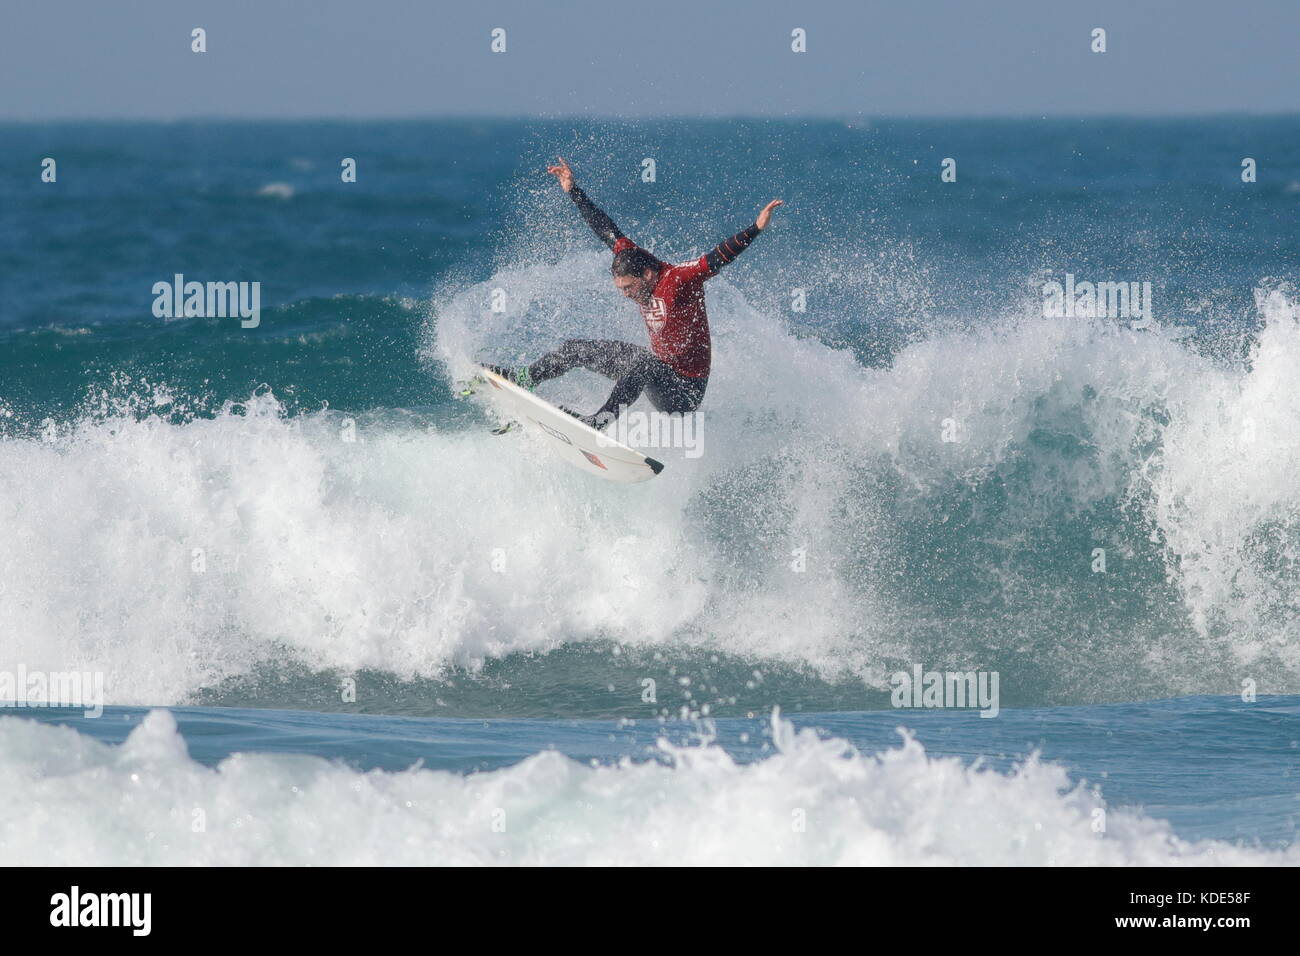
left=2, top=0, right=1298, bottom=119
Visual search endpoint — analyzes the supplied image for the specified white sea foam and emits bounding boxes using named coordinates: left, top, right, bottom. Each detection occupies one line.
left=0, top=710, right=1290, bottom=866
left=255, top=182, right=295, bottom=200
left=2, top=258, right=1299, bottom=705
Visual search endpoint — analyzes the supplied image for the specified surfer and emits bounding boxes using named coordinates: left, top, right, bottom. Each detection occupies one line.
left=491, top=157, right=782, bottom=429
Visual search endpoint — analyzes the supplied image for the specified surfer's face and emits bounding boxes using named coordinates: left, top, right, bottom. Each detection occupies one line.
left=614, top=269, right=657, bottom=306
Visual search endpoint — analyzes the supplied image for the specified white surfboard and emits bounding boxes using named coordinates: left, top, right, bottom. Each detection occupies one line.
left=476, top=366, right=664, bottom=483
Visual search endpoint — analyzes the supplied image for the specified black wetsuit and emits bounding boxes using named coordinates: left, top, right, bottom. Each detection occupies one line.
left=528, top=338, right=708, bottom=421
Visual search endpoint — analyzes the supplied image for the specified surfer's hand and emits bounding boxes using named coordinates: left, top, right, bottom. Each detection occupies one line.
left=756, top=199, right=784, bottom=231
left=547, top=157, right=575, bottom=192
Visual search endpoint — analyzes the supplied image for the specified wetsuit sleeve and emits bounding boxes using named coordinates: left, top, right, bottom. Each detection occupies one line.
left=569, top=185, right=626, bottom=251
left=702, top=223, right=762, bottom=276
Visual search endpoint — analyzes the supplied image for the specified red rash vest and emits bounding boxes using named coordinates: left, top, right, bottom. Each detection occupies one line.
left=569, top=185, right=763, bottom=380
left=613, top=237, right=715, bottom=378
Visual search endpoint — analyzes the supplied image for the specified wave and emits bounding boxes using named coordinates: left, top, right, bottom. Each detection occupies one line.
left=1, top=709, right=1290, bottom=865
left=0, top=295, right=434, bottom=425
left=3, top=258, right=1300, bottom=710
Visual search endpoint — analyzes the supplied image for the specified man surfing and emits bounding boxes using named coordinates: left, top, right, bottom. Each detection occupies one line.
left=490, top=157, right=782, bottom=429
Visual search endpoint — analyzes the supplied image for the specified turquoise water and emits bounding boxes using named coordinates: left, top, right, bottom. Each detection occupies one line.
left=1, top=119, right=1298, bottom=862
left=4, top=695, right=1296, bottom=863
left=16, top=695, right=1300, bottom=844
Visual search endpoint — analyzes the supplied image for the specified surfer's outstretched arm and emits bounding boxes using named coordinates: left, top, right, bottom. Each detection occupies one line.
left=700, top=199, right=785, bottom=277
left=570, top=186, right=625, bottom=250
left=547, top=157, right=625, bottom=250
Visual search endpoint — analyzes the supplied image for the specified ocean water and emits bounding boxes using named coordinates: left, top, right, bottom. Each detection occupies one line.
left=5, top=696, right=1298, bottom=865
left=1, top=118, right=1298, bottom=864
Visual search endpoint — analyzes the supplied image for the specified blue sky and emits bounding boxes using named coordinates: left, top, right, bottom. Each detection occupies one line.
left=3, top=0, right=1298, bottom=119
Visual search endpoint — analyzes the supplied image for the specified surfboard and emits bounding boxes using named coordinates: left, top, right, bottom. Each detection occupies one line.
left=473, top=366, right=664, bottom=483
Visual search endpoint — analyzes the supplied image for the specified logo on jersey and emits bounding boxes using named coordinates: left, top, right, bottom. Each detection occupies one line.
left=640, top=296, right=667, bottom=332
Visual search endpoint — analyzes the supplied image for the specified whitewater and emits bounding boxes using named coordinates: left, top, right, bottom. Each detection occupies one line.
left=2, top=708, right=1294, bottom=866
left=3, top=259, right=1300, bottom=708
left=2, top=117, right=1298, bottom=865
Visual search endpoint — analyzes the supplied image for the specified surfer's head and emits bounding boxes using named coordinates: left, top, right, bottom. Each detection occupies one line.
left=611, top=247, right=661, bottom=305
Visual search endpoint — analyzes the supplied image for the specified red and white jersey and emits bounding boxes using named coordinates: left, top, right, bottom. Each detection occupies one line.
left=615, top=237, right=713, bottom=378
left=568, top=185, right=762, bottom=380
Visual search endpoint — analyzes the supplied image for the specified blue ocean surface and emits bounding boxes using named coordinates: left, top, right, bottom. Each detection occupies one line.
left=3, top=696, right=1296, bottom=864
left=1, top=118, right=1298, bottom=864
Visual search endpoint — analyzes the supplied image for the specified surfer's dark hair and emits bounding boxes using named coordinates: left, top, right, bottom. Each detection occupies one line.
left=611, top=246, right=662, bottom=278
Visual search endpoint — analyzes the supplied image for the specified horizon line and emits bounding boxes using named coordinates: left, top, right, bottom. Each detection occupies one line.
left=3, top=110, right=1299, bottom=124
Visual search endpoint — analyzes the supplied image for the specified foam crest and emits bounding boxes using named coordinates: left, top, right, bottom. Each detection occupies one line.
left=3, top=260, right=1299, bottom=706
left=1, top=710, right=1290, bottom=866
